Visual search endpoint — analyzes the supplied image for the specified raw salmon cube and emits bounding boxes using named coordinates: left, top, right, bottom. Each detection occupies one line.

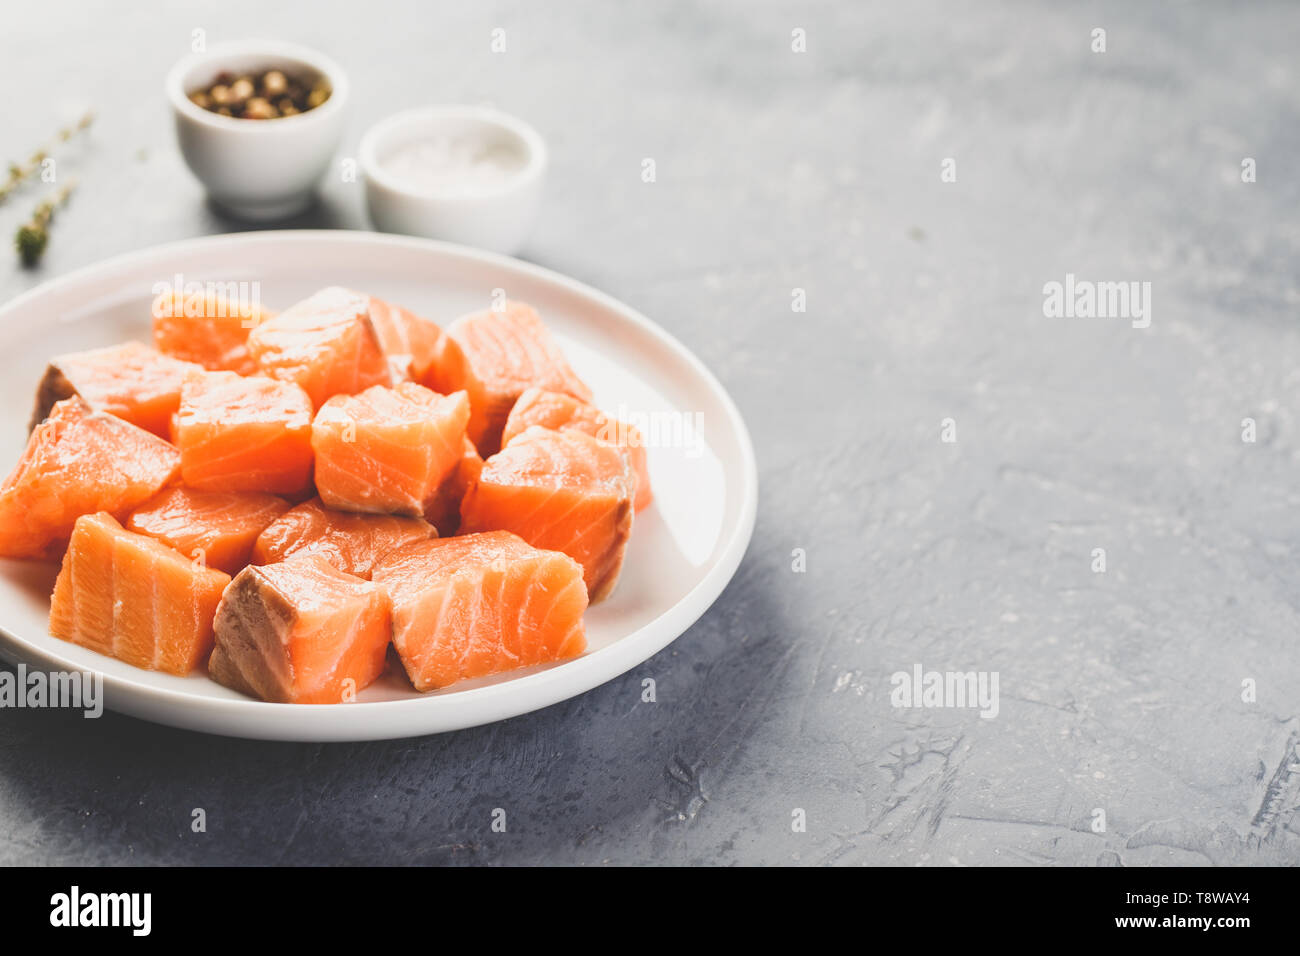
left=127, top=486, right=290, bottom=575
left=367, top=296, right=448, bottom=384
left=372, top=531, right=587, bottom=691
left=152, top=289, right=275, bottom=375
left=30, top=340, right=203, bottom=438
left=312, top=383, right=470, bottom=517
left=174, top=370, right=314, bottom=495
left=436, top=301, right=592, bottom=456
left=209, top=554, right=391, bottom=704
left=460, top=426, right=634, bottom=602
left=502, top=387, right=653, bottom=512
left=423, top=437, right=482, bottom=535
left=252, top=497, right=435, bottom=579
left=247, top=286, right=392, bottom=408
left=49, top=512, right=231, bottom=675
left=0, top=397, right=181, bottom=559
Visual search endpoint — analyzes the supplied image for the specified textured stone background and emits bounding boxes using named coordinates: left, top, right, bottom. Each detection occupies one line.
left=1, top=0, right=1297, bottom=865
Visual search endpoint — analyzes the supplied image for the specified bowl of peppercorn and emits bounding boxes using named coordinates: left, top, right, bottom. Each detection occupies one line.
left=166, top=39, right=348, bottom=221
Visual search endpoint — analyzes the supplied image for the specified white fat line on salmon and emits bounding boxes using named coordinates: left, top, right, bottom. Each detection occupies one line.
left=889, top=664, right=999, bottom=719
left=1042, top=273, right=1152, bottom=329
left=151, top=273, right=263, bottom=326
left=50, top=887, right=151, bottom=937
left=600, top=406, right=706, bottom=458
left=0, top=663, right=102, bottom=718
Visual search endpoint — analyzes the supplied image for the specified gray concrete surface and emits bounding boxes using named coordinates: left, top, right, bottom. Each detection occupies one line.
left=1, top=0, right=1298, bottom=865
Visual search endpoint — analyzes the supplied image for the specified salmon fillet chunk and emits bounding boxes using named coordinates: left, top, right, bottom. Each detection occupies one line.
left=372, top=531, right=587, bottom=691
left=367, top=296, right=449, bottom=385
left=247, top=286, right=392, bottom=408
left=0, top=397, right=180, bottom=559
left=460, top=426, right=634, bottom=602
left=127, top=486, right=290, bottom=574
left=312, top=383, right=470, bottom=517
left=253, top=497, right=435, bottom=579
left=49, top=512, right=231, bottom=675
left=30, top=340, right=203, bottom=438
left=152, top=289, right=275, bottom=375
left=437, top=301, right=592, bottom=456
left=174, top=370, right=314, bottom=495
left=209, top=554, right=391, bottom=704
left=502, top=387, right=653, bottom=512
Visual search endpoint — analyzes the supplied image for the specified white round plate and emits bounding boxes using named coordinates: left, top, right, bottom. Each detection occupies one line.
left=0, top=231, right=756, bottom=740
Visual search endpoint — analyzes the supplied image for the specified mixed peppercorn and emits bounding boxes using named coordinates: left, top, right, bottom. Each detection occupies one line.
left=188, top=69, right=330, bottom=120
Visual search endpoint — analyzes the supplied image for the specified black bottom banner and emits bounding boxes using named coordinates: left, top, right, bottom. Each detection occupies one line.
left=8, top=864, right=1277, bottom=941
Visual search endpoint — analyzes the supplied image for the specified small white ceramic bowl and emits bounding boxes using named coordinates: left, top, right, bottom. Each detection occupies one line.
left=360, top=106, right=547, bottom=256
left=166, top=40, right=349, bottom=221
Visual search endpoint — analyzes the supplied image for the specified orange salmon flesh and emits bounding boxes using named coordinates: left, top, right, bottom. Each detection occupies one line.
left=438, top=301, right=592, bottom=456
left=312, top=383, right=470, bottom=517
left=247, top=286, right=392, bottom=409
left=460, top=426, right=634, bottom=603
left=152, top=290, right=274, bottom=375
left=501, top=387, right=653, bottom=513
left=209, top=554, right=391, bottom=704
left=372, top=531, right=588, bottom=691
left=174, top=370, right=314, bottom=495
left=0, top=397, right=181, bottom=559
left=253, top=497, right=436, bottom=579
left=127, top=486, right=290, bottom=575
left=50, top=512, right=231, bottom=675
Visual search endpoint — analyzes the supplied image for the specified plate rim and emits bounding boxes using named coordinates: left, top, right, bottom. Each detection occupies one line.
left=0, top=230, right=758, bottom=740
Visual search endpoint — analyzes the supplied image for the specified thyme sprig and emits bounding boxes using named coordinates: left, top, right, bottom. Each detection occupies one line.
left=0, top=112, right=93, bottom=205
left=15, top=180, right=78, bottom=267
